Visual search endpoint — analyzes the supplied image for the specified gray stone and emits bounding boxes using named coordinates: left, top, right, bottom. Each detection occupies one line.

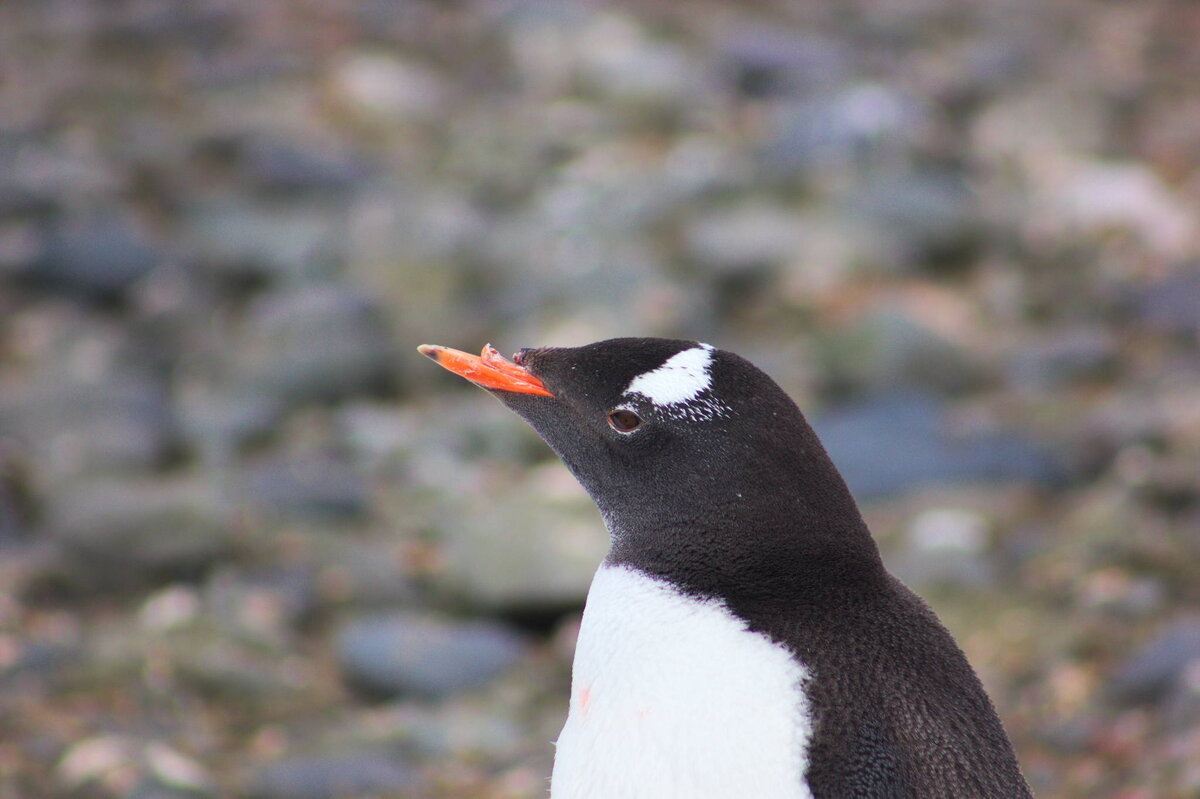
left=813, top=391, right=1063, bottom=501
left=845, top=169, right=982, bottom=269
left=1109, top=618, right=1200, bottom=706
left=757, top=85, right=923, bottom=179
left=336, top=611, right=526, bottom=700
left=177, top=389, right=284, bottom=462
left=436, top=472, right=608, bottom=612
left=235, top=454, right=371, bottom=523
left=237, top=136, right=371, bottom=197
left=184, top=199, right=344, bottom=283
left=246, top=753, right=421, bottom=799
left=890, top=508, right=996, bottom=591
left=4, top=372, right=177, bottom=477
left=817, top=308, right=982, bottom=395
left=683, top=203, right=805, bottom=273
left=1007, top=328, right=1118, bottom=389
left=719, top=25, right=848, bottom=98
left=232, top=283, right=396, bottom=406
left=30, top=213, right=164, bottom=302
left=42, top=476, right=235, bottom=588
left=1134, top=268, right=1200, bottom=338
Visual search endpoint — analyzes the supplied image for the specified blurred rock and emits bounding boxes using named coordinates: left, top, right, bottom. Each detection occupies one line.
left=42, top=475, right=235, bottom=589
left=1046, top=162, right=1195, bottom=258
left=177, top=388, right=284, bottom=462
left=336, top=611, right=526, bottom=700
left=27, top=213, right=164, bottom=302
left=231, top=284, right=396, bottom=406
left=813, top=391, right=1062, bottom=500
left=817, top=307, right=982, bottom=395
left=845, top=169, right=981, bottom=269
left=184, top=199, right=344, bottom=283
left=329, top=52, right=448, bottom=122
left=437, top=467, right=608, bottom=613
left=246, top=753, right=421, bottom=799
left=58, top=737, right=214, bottom=799
left=237, top=136, right=372, bottom=197
left=203, top=565, right=321, bottom=642
left=236, top=454, right=371, bottom=523
left=718, top=26, right=847, bottom=98
left=891, top=507, right=996, bottom=591
left=1133, top=267, right=1200, bottom=338
left=1108, top=618, right=1200, bottom=706
left=757, top=84, right=923, bottom=179
left=573, top=13, right=702, bottom=106
left=4, top=372, right=177, bottom=478
left=1007, top=327, right=1119, bottom=389
left=683, top=202, right=804, bottom=273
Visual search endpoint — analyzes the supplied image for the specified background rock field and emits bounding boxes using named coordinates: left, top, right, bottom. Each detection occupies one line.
left=1, top=1, right=1199, bottom=797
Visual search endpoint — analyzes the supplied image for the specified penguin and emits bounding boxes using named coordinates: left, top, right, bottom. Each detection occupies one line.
left=418, top=338, right=1033, bottom=799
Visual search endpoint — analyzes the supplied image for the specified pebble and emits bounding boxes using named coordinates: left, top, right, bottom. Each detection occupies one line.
left=231, top=283, right=396, bottom=407
left=436, top=472, right=608, bottom=612
left=29, top=213, right=164, bottom=302
left=245, top=753, right=422, bottom=799
left=183, top=199, right=344, bottom=283
left=6, top=372, right=177, bottom=477
left=1134, top=268, right=1200, bottom=338
left=813, top=390, right=1062, bottom=500
left=891, top=508, right=996, bottom=591
left=236, top=454, right=371, bottom=523
left=41, top=476, right=235, bottom=590
left=336, top=611, right=526, bottom=700
left=1108, top=618, right=1200, bottom=706
left=1007, top=327, right=1118, bottom=389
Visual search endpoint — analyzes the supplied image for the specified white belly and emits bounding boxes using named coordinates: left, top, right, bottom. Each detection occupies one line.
left=550, top=564, right=814, bottom=799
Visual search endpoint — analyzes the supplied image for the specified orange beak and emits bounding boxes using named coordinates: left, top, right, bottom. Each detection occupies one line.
left=417, top=343, right=554, bottom=397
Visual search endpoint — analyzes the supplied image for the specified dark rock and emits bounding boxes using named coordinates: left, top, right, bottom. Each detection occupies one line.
left=1108, top=618, right=1200, bottom=706
left=29, top=213, right=164, bottom=302
left=336, top=611, right=526, bottom=700
left=0, top=136, right=105, bottom=220
left=245, top=753, right=421, bottom=799
left=238, top=137, right=372, bottom=196
left=236, top=455, right=371, bottom=523
left=813, top=391, right=1062, bottom=501
left=719, top=26, right=848, bottom=98
left=845, top=169, right=982, bottom=269
left=232, top=284, right=396, bottom=406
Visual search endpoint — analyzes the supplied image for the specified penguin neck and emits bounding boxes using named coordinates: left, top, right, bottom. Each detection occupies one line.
left=603, top=483, right=887, bottom=608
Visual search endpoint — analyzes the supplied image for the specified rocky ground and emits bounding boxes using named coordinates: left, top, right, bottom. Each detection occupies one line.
left=1, top=0, right=1198, bottom=797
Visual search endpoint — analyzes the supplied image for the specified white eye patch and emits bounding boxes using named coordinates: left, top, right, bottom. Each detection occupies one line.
left=623, top=344, right=731, bottom=421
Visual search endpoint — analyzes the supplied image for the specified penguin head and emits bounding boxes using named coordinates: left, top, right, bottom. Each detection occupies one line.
left=420, top=337, right=878, bottom=591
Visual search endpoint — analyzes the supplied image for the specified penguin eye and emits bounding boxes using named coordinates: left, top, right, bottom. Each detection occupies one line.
left=607, top=409, right=642, bottom=433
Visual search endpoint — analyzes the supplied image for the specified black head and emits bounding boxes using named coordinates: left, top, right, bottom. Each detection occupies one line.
left=492, top=338, right=885, bottom=603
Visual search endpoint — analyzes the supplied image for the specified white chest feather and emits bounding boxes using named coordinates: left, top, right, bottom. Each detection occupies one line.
left=550, top=564, right=814, bottom=799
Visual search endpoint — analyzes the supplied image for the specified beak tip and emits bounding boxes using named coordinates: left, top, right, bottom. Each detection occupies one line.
left=417, top=344, right=440, bottom=361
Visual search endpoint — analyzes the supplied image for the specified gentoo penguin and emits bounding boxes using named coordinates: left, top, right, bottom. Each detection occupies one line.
left=419, top=338, right=1033, bottom=799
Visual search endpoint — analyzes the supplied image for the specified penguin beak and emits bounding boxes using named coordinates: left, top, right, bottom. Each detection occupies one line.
left=417, top=343, right=554, bottom=397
